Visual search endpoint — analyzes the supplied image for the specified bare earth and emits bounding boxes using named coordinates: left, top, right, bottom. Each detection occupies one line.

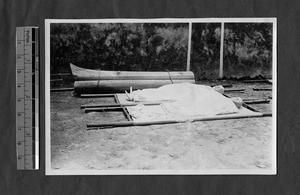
left=50, top=82, right=273, bottom=171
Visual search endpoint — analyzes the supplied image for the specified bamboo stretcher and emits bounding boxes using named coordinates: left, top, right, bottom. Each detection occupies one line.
left=83, top=93, right=272, bottom=129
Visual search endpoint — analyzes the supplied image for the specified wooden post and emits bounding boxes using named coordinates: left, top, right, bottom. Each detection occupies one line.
left=187, top=22, right=192, bottom=71
left=219, top=22, right=225, bottom=78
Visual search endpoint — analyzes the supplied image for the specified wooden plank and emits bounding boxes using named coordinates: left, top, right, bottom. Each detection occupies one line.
left=50, top=87, right=74, bottom=92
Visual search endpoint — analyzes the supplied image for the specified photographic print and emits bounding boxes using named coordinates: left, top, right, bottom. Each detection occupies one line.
left=45, top=18, right=276, bottom=175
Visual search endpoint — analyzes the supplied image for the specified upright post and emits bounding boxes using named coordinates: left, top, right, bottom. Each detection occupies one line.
left=219, top=22, right=225, bottom=78
left=187, top=22, right=192, bottom=71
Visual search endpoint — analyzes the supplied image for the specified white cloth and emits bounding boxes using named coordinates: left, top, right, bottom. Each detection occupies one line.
left=127, top=83, right=239, bottom=121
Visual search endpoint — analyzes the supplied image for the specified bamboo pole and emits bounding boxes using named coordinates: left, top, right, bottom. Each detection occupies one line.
left=224, top=88, right=245, bottom=92
left=51, top=73, right=71, bottom=77
left=243, top=99, right=270, bottom=104
left=81, top=102, right=168, bottom=109
left=50, top=79, right=63, bottom=82
left=211, top=84, right=232, bottom=88
left=219, top=22, right=225, bottom=78
left=85, top=107, right=124, bottom=113
left=50, top=87, right=74, bottom=92
left=74, top=79, right=195, bottom=94
left=187, top=22, right=192, bottom=71
left=83, top=99, right=269, bottom=112
left=253, top=88, right=272, bottom=91
left=122, top=107, right=133, bottom=121
left=242, top=79, right=271, bottom=83
left=80, top=94, right=115, bottom=98
left=70, top=63, right=194, bottom=80
left=86, top=113, right=270, bottom=129
left=114, top=94, right=120, bottom=103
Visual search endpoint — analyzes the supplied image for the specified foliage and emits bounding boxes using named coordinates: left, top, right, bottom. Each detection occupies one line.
left=50, top=22, right=273, bottom=79
left=191, top=23, right=221, bottom=79
left=50, top=23, right=188, bottom=73
left=223, top=23, right=272, bottom=77
left=191, top=23, right=273, bottom=79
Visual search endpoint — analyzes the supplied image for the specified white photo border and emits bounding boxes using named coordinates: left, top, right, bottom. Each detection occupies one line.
left=45, top=18, right=277, bottom=175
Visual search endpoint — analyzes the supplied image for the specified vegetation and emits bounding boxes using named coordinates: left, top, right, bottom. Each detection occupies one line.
left=51, top=22, right=273, bottom=79
left=51, top=23, right=188, bottom=73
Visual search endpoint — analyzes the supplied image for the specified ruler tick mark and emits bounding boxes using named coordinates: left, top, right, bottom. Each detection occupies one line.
left=17, top=27, right=39, bottom=170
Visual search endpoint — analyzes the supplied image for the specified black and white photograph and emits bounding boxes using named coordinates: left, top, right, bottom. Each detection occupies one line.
left=45, top=18, right=276, bottom=175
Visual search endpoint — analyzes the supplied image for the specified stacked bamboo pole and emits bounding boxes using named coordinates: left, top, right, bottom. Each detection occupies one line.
left=71, top=63, right=196, bottom=94
left=74, top=79, right=195, bottom=94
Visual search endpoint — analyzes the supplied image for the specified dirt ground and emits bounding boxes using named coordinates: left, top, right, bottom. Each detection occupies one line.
left=50, top=81, right=274, bottom=171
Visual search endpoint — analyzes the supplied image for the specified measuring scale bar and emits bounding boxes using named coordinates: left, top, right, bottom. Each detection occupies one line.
left=16, top=27, right=39, bottom=170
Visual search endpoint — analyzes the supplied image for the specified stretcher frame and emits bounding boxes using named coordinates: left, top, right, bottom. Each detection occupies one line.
left=81, top=93, right=272, bottom=129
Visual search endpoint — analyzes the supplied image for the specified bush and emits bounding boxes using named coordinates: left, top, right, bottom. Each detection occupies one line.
left=50, top=23, right=188, bottom=74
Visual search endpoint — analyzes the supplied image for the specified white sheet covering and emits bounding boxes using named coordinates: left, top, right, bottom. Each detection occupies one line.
left=127, top=83, right=240, bottom=121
